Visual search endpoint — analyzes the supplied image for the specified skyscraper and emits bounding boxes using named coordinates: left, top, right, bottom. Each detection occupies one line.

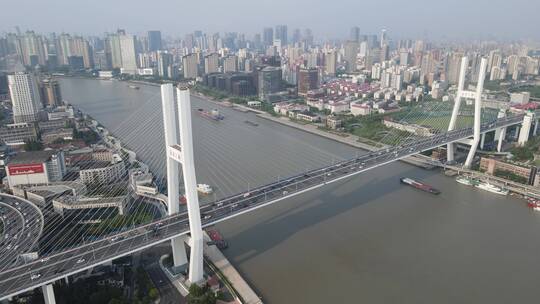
left=157, top=52, right=173, bottom=78
left=40, top=78, right=63, bottom=107
left=344, top=41, right=359, bottom=72
left=297, top=68, right=319, bottom=95
left=106, top=33, right=123, bottom=69
left=8, top=72, right=42, bottom=123
left=182, top=53, right=199, bottom=79
left=263, top=27, right=274, bottom=46
left=275, top=25, right=288, bottom=46
left=204, top=53, right=219, bottom=74
left=148, top=31, right=162, bottom=52
left=119, top=34, right=138, bottom=74
left=223, top=55, right=238, bottom=73
left=380, top=29, right=387, bottom=48
left=258, top=66, right=282, bottom=101
left=350, top=26, right=360, bottom=42
left=324, top=51, right=337, bottom=76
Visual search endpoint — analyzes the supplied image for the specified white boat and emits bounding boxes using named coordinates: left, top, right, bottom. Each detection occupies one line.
left=475, top=182, right=509, bottom=195
left=197, top=184, right=213, bottom=194
left=456, top=176, right=478, bottom=186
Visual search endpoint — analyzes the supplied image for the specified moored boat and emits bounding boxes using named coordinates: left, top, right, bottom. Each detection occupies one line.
left=475, top=182, right=509, bottom=195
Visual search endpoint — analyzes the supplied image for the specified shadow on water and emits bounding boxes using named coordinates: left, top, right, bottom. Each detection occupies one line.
left=226, top=166, right=436, bottom=264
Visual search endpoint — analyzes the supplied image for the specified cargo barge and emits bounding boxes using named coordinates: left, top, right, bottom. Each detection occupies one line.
left=197, top=108, right=224, bottom=121
left=400, top=177, right=441, bottom=194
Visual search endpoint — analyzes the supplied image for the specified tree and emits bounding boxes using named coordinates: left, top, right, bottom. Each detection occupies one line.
left=24, top=140, right=43, bottom=151
left=186, top=284, right=217, bottom=304
left=148, top=288, right=159, bottom=300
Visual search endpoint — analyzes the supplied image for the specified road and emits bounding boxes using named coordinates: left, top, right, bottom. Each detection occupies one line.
left=0, top=194, right=44, bottom=272
left=0, top=112, right=527, bottom=300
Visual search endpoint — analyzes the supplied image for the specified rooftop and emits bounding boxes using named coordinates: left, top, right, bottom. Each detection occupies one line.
left=9, top=150, right=56, bottom=165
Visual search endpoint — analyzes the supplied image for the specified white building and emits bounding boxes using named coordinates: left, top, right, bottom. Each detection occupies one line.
left=119, top=35, right=138, bottom=74
left=510, top=92, right=531, bottom=104
left=8, top=73, right=42, bottom=123
left=79, top=161, right=126, bottom=186
left=6, top=150, right=66, bottom=187
left=350, top=103, right=372, bottom=116
left=328, top=101, right=350, bottom=114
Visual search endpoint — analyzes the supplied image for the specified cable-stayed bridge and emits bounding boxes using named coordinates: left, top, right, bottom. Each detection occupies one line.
left=1, top=57, right=539, bottom=302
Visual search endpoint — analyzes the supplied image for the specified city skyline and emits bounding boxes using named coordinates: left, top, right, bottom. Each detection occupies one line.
left=1, top=0, right=540, bottom=41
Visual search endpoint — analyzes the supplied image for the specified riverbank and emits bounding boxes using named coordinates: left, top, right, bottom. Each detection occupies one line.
left=191, top=91, right=436, bottom=169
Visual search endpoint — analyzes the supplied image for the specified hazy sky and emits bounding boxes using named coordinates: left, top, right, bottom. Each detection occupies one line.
left=1, top=0, right=539, bottom=41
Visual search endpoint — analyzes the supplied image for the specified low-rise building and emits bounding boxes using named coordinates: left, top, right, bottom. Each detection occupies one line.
left=78, top=160, right=126, bottom=186
left=510, top=92, right=531, bottom=105
left=42, top=128, right=74, bottom=144
left=328, top=101, right=350, bottom=114
left=350, top=103, right=372, bottom=116
left=326, top=116, right=343, bottom=129
left=0, top=123, right=38, bottom=146
left=52, top=195, right=126, bottom=223
left=296, top=111, right=320, bottom=122
left=479, top=157, right=538, bottom=185
left=383, top=118, right=434, bottom=137
left=6, top=150, right=66, bottom=187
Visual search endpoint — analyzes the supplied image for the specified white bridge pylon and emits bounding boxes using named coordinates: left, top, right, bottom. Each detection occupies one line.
left=161, top=84, right=204, bottom=284
left=447, top=56, right=488, bottom=168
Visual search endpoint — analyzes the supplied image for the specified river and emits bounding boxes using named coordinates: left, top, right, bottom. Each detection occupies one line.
left=60, top=77, right=540, bottom=304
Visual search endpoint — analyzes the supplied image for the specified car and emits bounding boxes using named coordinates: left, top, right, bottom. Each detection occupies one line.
left=230, top=203, right=238, bottom=209
left=31, top=274, right=41, bottom=280
left=76, top=258, right=86, bottom=264
left=215, top=202, right=223, bottom=207
left=243, top=193, right=251, bottom=198
left=282, top=190, right=289, bottom=195
left=203, top=214, right=212, bottom=220
left=40, top=257, right=50, bottom=263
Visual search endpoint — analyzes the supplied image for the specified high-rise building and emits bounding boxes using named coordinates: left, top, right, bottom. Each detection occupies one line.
left=18, top=31, right=47, bottom=66
left=8, top=73, right=42, bottom=123
left=204, top=53, right=219, bottom=74
left=40, top=78, right=63, bottom=107
left=71, top=37, right=94, bottom=69
left=445, top=53, right=463, bottom=85
left=56, top=33, right=72, bottom=66
left=106, top=33, right=123, bottom=69
left=157, top=52, right=173, bottom=79
left=343, top=41, right=359, bottom=72
left=297, top=68, right=319, bottom=95
left=350, top=26, right=361, bottom=42
left=258, top=66, right=282, bottom=101
left=275, top=25, right=288, bottom=46
left=292, top=29, right=302, bottom=45
left=223, top=55, right=238, bottom=73
left=324, top=51, right=337, bottom=76
left=380, top=44, right=390, bottom=62
left=380, top=29, right=387, bottom=48
left=399, top=50, right=409, bottom=66
left=147, top=31, right=162, bottom=52
left=119, top=35, right=138, bottom=74
left=263, top=27, right=274, bottom=47
left=182, top=53, right=199, bottom=79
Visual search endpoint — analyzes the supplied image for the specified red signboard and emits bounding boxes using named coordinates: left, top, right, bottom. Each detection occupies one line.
left=8, top=163, right=45, bottom=176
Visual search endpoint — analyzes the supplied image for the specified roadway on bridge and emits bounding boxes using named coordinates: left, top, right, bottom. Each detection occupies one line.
left=0, top=113, right=527, bottom=300
left=0, top=194, right=44, bottom=272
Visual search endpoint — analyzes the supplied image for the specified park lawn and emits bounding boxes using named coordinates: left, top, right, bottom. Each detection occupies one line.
left=407, top=115, right=474, bottom=131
